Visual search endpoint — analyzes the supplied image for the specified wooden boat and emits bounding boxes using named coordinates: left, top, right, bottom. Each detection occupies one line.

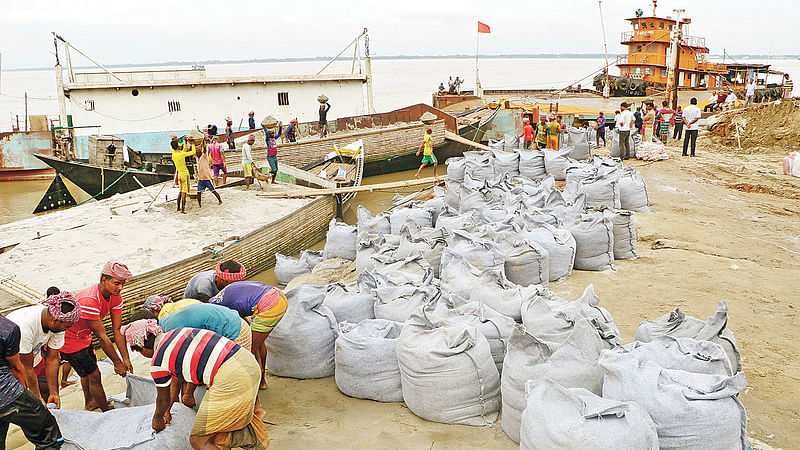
left=34, top=154, right=179, bottom=200
left=306, top=139, right=364, bottom=216
left=256, top=139, right=365, bottom=217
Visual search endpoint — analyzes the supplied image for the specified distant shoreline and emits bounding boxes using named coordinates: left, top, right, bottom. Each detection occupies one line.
left=5, top=53, right=799, bottom=72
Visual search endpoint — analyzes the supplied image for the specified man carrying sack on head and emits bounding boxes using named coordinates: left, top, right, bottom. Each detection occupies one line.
left=261, top=119, right=283, bottom=184
left=60, top=262, right=134, bottom=411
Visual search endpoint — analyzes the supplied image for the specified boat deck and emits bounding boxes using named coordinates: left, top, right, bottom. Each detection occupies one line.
left=444, top=90, right=717, bottom=118
left=0, top=181, right=335, bottom=312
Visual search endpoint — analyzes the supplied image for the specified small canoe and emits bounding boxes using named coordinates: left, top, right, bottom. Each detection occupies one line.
left=302, top=139, right=364, bottom=217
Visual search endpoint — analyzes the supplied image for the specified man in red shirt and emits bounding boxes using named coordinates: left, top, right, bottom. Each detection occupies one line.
left=518, top=118, right=534, bottom=149
left=61, top=262, right=133, bottom=411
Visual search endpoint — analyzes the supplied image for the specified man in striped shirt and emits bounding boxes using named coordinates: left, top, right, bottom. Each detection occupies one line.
left=672, top=106, right=684, bottom=140
left=123, top=323, right=269, bottom=449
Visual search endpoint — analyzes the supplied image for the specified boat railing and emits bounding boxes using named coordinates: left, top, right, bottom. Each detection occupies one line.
left=681, top=34, right=706, bottom=48
left=695, top=61, right=727, bottom=73
left=72, top=69, right=207, bottom=85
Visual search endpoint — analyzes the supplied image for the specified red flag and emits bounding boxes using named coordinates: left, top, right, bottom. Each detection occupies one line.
left=478, top=21, right=491, bottom=33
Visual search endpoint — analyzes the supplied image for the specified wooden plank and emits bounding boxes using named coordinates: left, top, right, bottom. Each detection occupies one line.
left=444, top=130, right=492, bottom=151
left=132, top=176, right=155, bottom=200
left=256, top=175, right=447, bottom=198
left=0, top=272, right=43, bottom=306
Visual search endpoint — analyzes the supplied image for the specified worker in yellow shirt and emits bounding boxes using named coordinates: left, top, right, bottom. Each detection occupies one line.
left=415, top=128, right=437, bottom=178
left=171, top=134, right=197, bottom=214
left=546, top=116, right=560, bottom=150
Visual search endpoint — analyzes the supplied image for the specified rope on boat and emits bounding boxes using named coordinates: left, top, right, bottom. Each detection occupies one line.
left=74, top=169, right=134, bottom=206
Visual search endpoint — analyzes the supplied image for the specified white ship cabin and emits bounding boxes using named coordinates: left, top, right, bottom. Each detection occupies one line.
left=54, top=31, right=375, bottom=157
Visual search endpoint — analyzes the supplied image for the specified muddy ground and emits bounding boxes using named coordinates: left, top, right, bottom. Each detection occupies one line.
left=8, top=136, right=799, bottom=449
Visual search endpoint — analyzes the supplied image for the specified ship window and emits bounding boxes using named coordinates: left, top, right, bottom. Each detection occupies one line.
left=659, top=22, right=664, bottom=29
left=662, top=69, right=668, bottom=78
left=278, top=92, right=289, bottom=106
left=131, top=89, right=139, bottom=97
left=668, top=24, right=673, bottom=30
left=637, top=45, right=643, bottom=52
left=168, top=101, right=181, bottom=112
left=649, top=22, right=654, bottom=28
left=633, top=23, right=638, bottom=30
left=85, top=100, right=95, bottom=111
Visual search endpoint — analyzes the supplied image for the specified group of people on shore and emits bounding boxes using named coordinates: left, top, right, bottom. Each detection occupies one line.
left=610, top=98, right=702, bottom=158
left=516, top=115, right=568, bottom=151
left=1, top=260, right=283, bottom=449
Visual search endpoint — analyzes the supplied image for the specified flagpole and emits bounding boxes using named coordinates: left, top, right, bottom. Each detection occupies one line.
left=475, top=28, right=482, bottom=97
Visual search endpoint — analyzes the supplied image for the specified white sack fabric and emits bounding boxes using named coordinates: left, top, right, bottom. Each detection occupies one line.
left=519, top=224, right=576, bottom=281
left=622, top=336, right=733, bottom=376
left=53, top=404, right=196, bottom=450
left=356, top=205, right=391, bottom=236
left=564, top=215, right=615, bottom=271
left=518, top=149, right=547, bottom=179
left=618, top=167, right=652, bottom=212
left=323, top=219, right=358, bottom=260
left=543, top=146, right=573, bottom=180
left=323, top=282, right=376, bottom=325
left=491, top=148, right=520, bottom=176
left=275, top=252, right=316, bottom=286
left=265, top=285, right=339, bottom=379
left=634, top=301, right=742, bottom=374
left=600, top=350, right=748, bottom=450
left=335, top=319, right=404, bottom=402
left=603, top=209, right=637, bottom=260
left=519, top=379, right=658, bottom=450
left=397, top=310, right=501, bottom=426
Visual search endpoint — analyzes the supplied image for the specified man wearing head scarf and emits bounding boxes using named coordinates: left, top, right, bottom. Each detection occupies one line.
left=210, top=281, right=287, bottom=390
left=0, top=315, right=64, bottom=449
left=126, top=300, right=252, bottom=407
left=546, top=116, right=560, bottom=150
left=7, top=292, right=81, bottom=409
left=123, top=323, right=269, bottom=449
left=248, top=111, right=256, bottom=130
left=518, top=117, right=534, bottom=149
left=536, top=117, right=548, bottom=149
left=184, top=260, right=246, bottom=301
left=60, top=262, right=134, bottom=411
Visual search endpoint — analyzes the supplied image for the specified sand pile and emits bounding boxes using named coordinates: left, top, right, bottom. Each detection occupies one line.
left=0, top=183, right=312, bottom=294
left=708, top=101, right=800, bottom=151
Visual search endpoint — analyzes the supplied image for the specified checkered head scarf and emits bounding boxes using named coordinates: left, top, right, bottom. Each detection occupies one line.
left=121, top=319, right=162, bottom=349
left=215, top=261, right=246, bottom=283
left=142, top=295, right=171, bottom=314
left=101, top=262, right=132, bottom=280
left=44, top=291, right=81, bottom=323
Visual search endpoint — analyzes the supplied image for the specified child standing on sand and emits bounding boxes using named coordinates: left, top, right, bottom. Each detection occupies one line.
left=415, top=128, right=437, bottom=178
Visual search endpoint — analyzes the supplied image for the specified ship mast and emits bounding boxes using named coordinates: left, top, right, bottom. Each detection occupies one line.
left=664, top=9, right=684, bottom=110
left=598, top=1, right=610, bottom=98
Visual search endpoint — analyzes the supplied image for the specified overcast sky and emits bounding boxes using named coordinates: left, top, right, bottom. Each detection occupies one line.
left=1, top=0, right=797, bottom=69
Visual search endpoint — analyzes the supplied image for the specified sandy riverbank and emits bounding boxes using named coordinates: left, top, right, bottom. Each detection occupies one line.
left=0, top=182, right=313, bottom=304
left=7, top=136, right=800, bottom=449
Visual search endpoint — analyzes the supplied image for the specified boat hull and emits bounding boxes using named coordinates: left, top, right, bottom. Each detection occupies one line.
left=0, top=131, right=55, bottom=180
left=34, top=155, right=174, bottom=199
left=0, top=168, right=55, bottom=182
